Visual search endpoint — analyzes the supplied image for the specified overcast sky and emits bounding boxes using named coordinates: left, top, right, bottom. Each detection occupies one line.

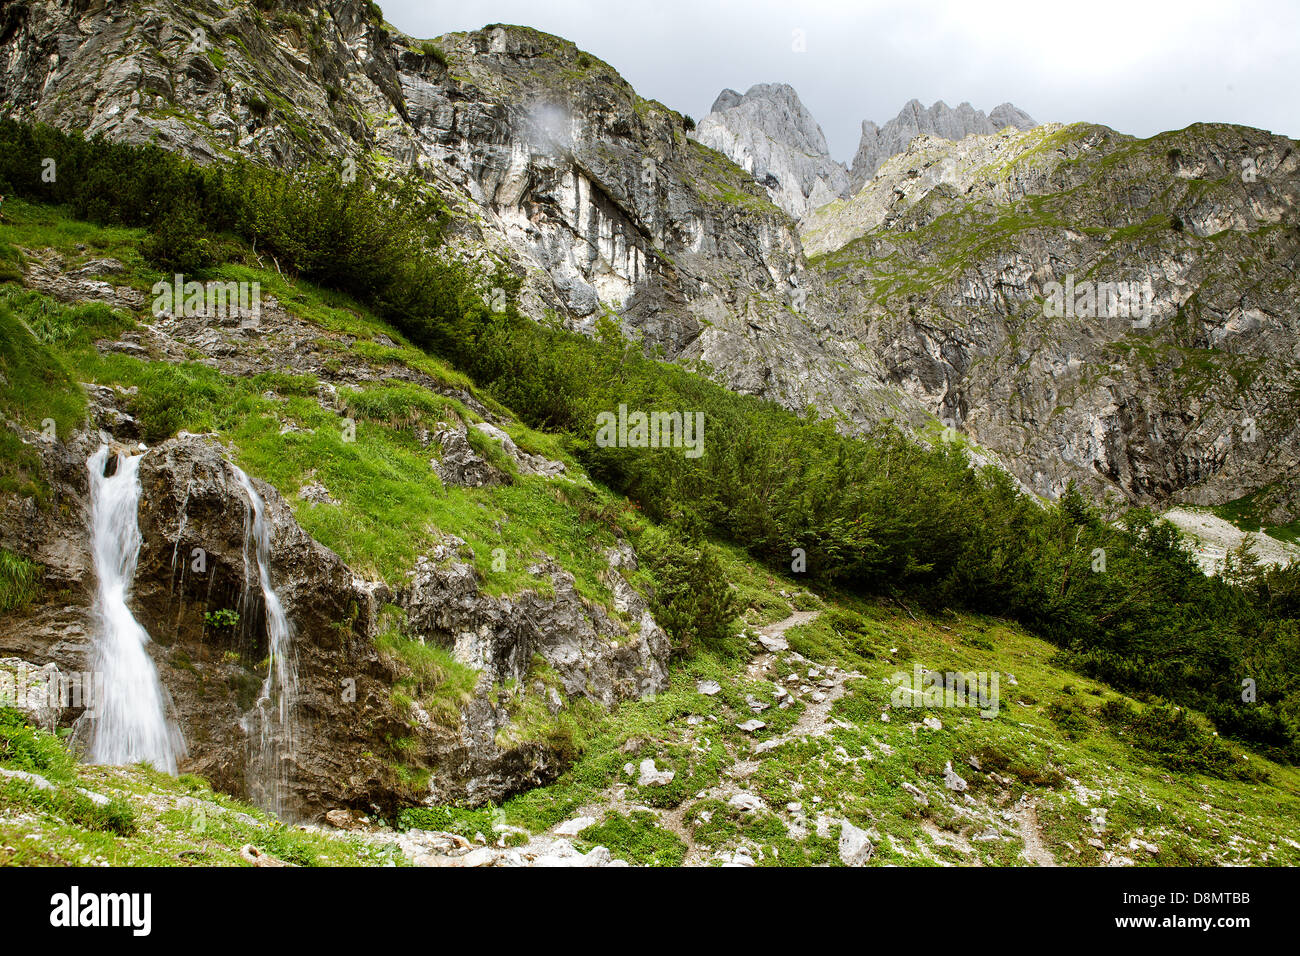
left=378, top=0, right=1299, bottom=163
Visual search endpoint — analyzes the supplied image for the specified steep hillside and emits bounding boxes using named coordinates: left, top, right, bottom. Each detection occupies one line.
left=806, top=122, right=1300, bottom=518
left=0, top=199, right=673, bottom=819
left=0, top=2, right=912, bottom=467
left=4, top=0, right=1294, bottom=526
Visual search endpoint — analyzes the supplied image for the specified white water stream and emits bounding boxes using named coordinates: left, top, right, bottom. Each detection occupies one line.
left=84, top=446, right=183, bottom=772
left=234, top=466, right=299, bottom=817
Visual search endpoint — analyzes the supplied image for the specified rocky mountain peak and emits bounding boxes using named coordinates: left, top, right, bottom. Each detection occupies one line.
left=693, top=82, right=850, bottom=221
left=849, top=98, right=1038, bottom=192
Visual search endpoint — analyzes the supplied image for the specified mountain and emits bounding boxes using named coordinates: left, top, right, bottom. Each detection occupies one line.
left=2, top=0, right=1296, bottom=573
left=692, top=83, right=851, bottom=220
left=805, top=121, right=1300, bottom=518
left=849, top=98, right=1037, bottom=192
left=2, top=4, right=917, bottom=445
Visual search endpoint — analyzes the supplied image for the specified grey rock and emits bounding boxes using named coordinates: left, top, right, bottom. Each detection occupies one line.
left=553, top=815, right=598, bottom=837
left=471, top=422, right=565, bottom=478
left=848, top=98, right=1037, bottom=192
left=0, top=767, right=56, bottom=791
left=636, top=758, right=675, bottom=787
left=838, top=818, right=875, bottom=866
left=901, top=782, right=929, bottom=806
left=430, top=424, right=507, bottom=488
left=694, top=83, right=850, bottom=219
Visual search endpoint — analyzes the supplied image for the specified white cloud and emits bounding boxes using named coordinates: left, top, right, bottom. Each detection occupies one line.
left=377, top=0, right=1300, bottom=161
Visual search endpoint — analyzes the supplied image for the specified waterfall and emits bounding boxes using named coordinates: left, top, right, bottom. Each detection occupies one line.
left=234, top=466, right=299, bottom=818
left=83, top=446, right=184, bottom=773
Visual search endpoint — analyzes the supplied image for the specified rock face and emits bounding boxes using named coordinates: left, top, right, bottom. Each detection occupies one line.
left=0, top=6, right=1296, bottom=552
left=807, top=122, right=1300, bottom=514
left=693, top=83, right=850, bottom=220
left=848, top=99, right=1037, bottom=192
left=0, top=423, right=668, bottom=820
left=0, top=1, right=801, bottom=357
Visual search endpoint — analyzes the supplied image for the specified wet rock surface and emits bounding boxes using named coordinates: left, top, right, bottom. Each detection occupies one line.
left=0, top=427, right=670, bottom=818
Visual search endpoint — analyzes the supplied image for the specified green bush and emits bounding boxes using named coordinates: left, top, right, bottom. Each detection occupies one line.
left=420, top=41, right=448, bottom=67
left=638, top=524, right=740, bottom=658
left=140, top=199, right=216, bottom=273
left=1100, top=698, right=1264, bottom=780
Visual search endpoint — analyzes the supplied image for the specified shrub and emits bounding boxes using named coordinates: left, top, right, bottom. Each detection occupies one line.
left=140, top=199, right=216, bottom=273
left=1100, top=697, right=1264, bottom=780
left=638, top=525, right=740, bottom=658
left=420, top=41, right=448, bottom=68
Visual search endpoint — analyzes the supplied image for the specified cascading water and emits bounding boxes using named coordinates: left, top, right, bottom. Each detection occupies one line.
left=234, top=467, right=299, bottom=818
left=84, top=446, right=184, bottom=772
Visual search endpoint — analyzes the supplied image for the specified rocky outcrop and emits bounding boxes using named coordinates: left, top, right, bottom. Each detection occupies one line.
left=804, top=124, right=1076, bottom=257
left=693, top=83, right=850, bottom=220
left=430, top=424, right=507, bottom=488
left=848, top=98, right=1037, bottom=192
left=0, top=407, right=668, bottom=819
left=809, top=122, right=1300, bottom=513
left=400, top=550, right=668, bottom=713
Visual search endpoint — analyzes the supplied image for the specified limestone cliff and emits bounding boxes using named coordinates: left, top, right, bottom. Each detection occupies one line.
left=692, top=83, right=850, bottom=221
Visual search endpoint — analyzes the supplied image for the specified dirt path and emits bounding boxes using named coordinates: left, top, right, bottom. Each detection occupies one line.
left=355, top=606, right=1060, bottom=867
left=1012, top=799, right=1058, bottom=866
